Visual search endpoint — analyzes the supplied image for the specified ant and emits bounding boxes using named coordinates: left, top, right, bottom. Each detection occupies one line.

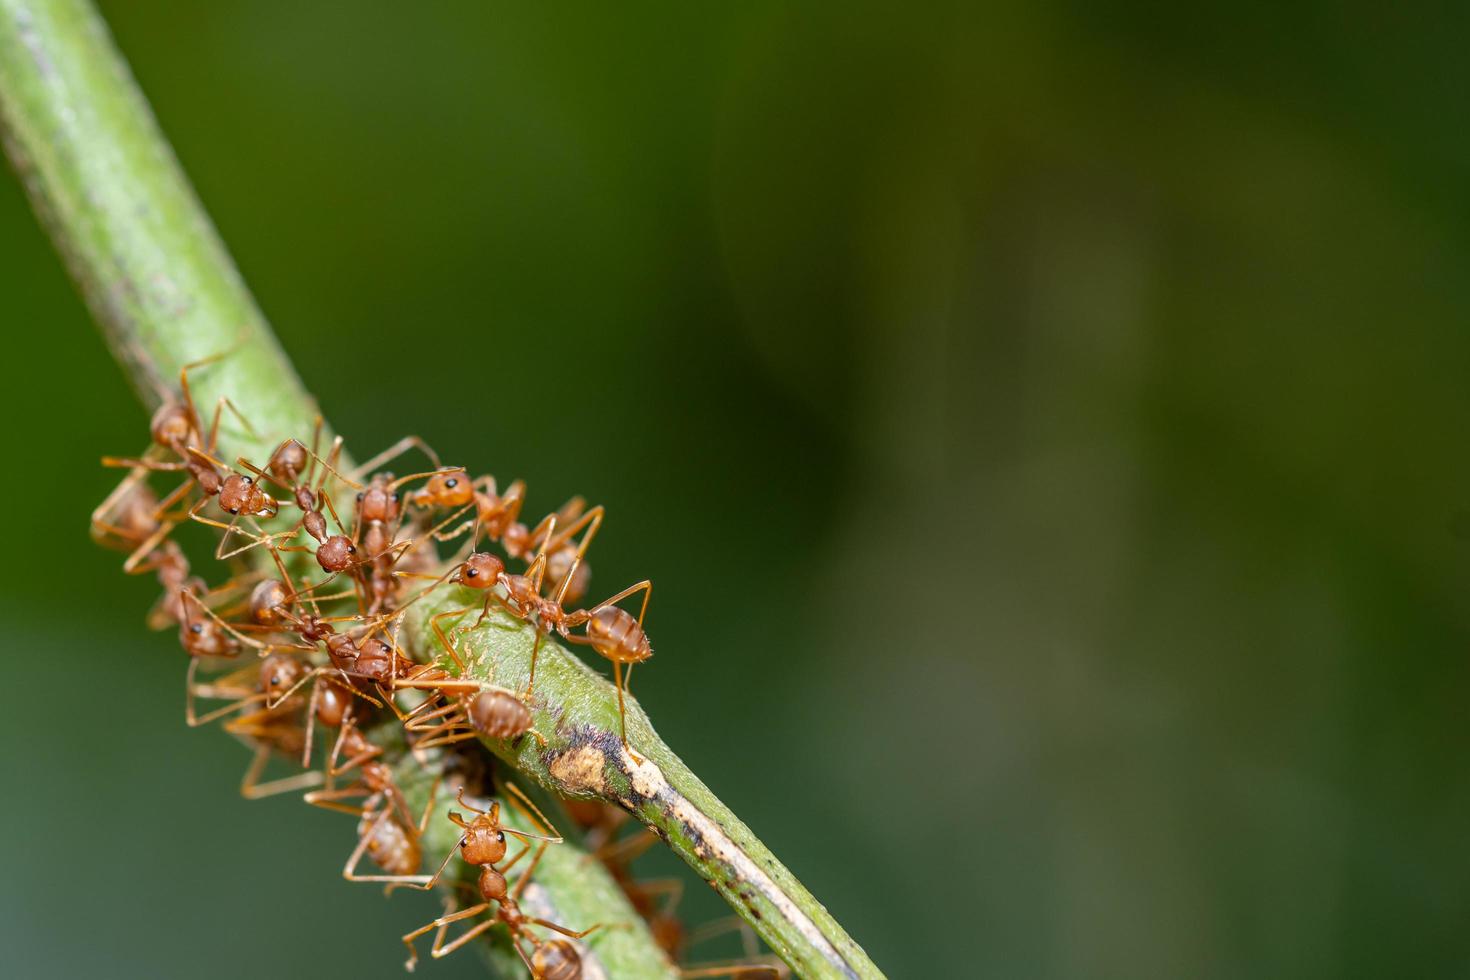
left=410, top=470, right=601, bottom=607
left=401, top=785, right=603, bottom=976
left=303, top=714, right=435, bottom=884
left=388, top=624, right=548, bottom=751
left=219, top=692, right=326, bottom=800
left=420, top=539, right=654, bottom=755
left=98, top=349, right=261, bottom=569
left=232, top=422, right=347, bottom=550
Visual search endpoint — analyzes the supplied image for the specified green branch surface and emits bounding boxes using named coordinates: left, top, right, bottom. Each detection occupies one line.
left=0, top=0, right=884, bottom=977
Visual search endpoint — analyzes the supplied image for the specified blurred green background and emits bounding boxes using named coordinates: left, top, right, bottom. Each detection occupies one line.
left=2, top=2, right=1468, bottom=977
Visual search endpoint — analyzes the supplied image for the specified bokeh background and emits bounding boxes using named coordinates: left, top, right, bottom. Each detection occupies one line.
left=2, top=2, right=1468, bottom=977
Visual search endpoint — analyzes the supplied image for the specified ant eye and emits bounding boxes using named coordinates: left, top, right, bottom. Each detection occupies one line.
left=191, top=623, right=203, bottom=634
left=229, top=508, right=239, bottom=515
left=392, top=492, right=400, bottom=502
left=496, top=832, right=505, bottom=843
left=445, top=478, right=458, bottom=488
left=243, top=476, right=253, bottom=484
left=466, top=568, right=478, bottom=578
left=356, top=492, right=364, bottom=501
left=347, top=544, right=357, bottom=553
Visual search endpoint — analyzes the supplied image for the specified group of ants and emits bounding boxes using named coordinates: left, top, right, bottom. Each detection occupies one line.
left=89, top=356, right=783, bottom=980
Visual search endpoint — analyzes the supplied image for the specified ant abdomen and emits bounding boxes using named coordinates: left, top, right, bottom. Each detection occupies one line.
left=469, top=690, right=533, bottom=741
left=358, top=808, right=421, bottom=878
left=267, top=438, right=309, bottom=484
left=315, top=683, right=351, bottom=728
left=586, top=606, right=652, bottom=664
left=249, top=579, right=290, bottom=626
left=532, top=939, right=582, bottom=980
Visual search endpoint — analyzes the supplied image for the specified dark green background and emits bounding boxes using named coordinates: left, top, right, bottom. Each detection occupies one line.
left=2, top=2, right=1468, bottom=977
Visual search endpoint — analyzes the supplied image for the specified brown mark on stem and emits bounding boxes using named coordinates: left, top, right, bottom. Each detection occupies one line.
left=545, top=729, right=858, bottom=979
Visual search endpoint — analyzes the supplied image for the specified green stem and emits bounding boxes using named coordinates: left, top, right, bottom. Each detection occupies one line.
left=0, top=1, right=884, bottom=977
left=406, top=591, right=882, bottom=979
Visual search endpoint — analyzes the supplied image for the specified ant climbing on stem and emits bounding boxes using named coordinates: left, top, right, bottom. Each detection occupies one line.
left=97, top=347, right=261, bottom=569
left=400, top=785, right=604, bottom=977
left=387, top=623, right=547, bottom=751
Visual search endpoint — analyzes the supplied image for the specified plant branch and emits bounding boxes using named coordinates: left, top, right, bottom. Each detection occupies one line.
left=0, top=1, right=884, bottom=977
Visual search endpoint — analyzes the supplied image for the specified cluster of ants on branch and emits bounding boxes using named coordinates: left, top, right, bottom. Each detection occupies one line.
left=89, top=353, right=783, bottom=980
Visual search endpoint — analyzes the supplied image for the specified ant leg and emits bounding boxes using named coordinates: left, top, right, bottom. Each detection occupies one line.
left=453, top=786, right=490, bottom=816
left=180, top=589, right=312, bottom=654
left=595, top=826, right=659, bottom=867
left=525, top=918, right=606, bottom=942
left=679, top=964, right=785, bottom=979
left=147, top=476, right=199, bottom=525
left=304, top=443, right=363, bottom=492
left=509, top=839, right=555, bottom=903
left=614, top=661, right=632, bottom=756
left=304, top=416, right=325, bottom=485
left=100, top=455, right=186, bottom=472
left=185, top=658, right=263, bottom=726
left=120, top=516, right=181, bottom=575
left=392, top=501, right=478, bottom=572
left=502, top=782, right=563, bottom=842
left=431, top=608, right=474, bottom=671
left=212, top=395, right=259, bottom=442
left=90, top=463, right=155, bottom=545
left=353, top=435, right=443, bottom=479
left=303, top=785, right=371, bottom=816
left=417, top=904, right=494, bottom=965
left=174, top=337, right=245, bottom=441
left=595, top=579, right=654, bottom=627
left=301, top=676, right=323, bottom=767
left=240, top=745, right=324, bottom=799
left=525, top=629, right=544, bottom=698
left=342, top=804, right=436, bottom=886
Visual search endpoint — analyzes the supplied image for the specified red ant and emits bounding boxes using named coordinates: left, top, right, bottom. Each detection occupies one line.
left=400, top=785, right=603, bottom=976
left=387, top=622, right=548, bottom=751
left=417, top=534, right=654, bottom=755
left=99, top=350, right=264, bottom=569
left=410, top=470, right=601, bottom=607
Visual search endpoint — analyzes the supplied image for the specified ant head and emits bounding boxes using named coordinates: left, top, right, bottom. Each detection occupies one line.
left=178, top=613, right=238, bottom=658
left=356, top=474, right=401, bottom=524
left=460, top=553, right=505, bottom=590
left=460, top=808, right=509, bottom=866
left=149, top=401, right=195, bottom=450
left=412, top=469, right=474, bottom=509
left=218, top=473, right=274, bottom=516
left=258, top=653, right=305, bottom=694
left=316, top=535, right=357, bottom=573
left=531, top=939, right=581, bottom=980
